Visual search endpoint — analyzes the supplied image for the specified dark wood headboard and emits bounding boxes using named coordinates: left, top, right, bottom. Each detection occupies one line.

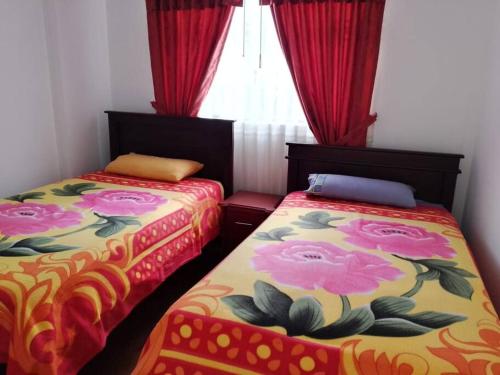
left=106, top=111, right=234, bottom=197
left=286, top=143, right=463, bottom=211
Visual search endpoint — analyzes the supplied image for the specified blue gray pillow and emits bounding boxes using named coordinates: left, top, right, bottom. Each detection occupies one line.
left=305, top=174, right=416, bottom=208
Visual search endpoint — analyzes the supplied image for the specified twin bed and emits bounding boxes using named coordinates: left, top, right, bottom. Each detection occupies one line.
left=132, top=143, right=500, bottom=374
left=1, top=112, right=498, bottom=374
left=0, top=112, right=233, bottom=374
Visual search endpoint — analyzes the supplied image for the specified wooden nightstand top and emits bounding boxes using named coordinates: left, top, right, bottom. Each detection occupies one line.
left=220, top=191, right=283, bottom=213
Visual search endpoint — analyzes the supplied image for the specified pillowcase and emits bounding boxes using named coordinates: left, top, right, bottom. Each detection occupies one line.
left=305, top=174, right=416, bottom=208
left=105, top=153, right=203, bottom=182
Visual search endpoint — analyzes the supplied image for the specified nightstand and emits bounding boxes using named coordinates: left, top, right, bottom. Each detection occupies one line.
left=220, top=191, right=283, bottom=253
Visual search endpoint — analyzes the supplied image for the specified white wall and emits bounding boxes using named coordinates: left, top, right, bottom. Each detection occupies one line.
left=372, top=0, right=497, bottom=220
left=0, top=1, right=61, bottom=197
left=462, top=2, right=500, bottom=311
left=0, top=1, right=113, bottom=197
left=106, top=0, right=154, bottom=113
left=44, top=0, right=113, bottom=175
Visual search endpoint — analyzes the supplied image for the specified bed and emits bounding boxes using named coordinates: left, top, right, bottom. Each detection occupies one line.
left=132, top=143, right=500, bottom=375
left=0, top=111, right=234, bottom=375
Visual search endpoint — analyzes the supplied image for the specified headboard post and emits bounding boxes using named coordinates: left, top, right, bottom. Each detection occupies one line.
left=286, top=143, right=464, bottom=211
left=106, top=111, right=234, bottom=197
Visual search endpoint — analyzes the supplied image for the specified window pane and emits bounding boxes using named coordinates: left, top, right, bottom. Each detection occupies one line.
left=199, top=3, right=308, bottom=127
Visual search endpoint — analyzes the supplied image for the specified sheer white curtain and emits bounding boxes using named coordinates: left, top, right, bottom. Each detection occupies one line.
left=199, top=2, right=315, bottom=195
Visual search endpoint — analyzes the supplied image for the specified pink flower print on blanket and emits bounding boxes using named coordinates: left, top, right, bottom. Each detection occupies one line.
left=252, top=240, right=403, bottom=295
left=0, top=203, right=82, bottom=236
left=338, top=219, right=456, bottom=259
left=75, top=190, right=166, bottom=216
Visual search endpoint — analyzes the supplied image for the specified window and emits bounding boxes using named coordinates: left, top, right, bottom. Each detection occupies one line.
left=200, top=2, right=314, bottom=194
left=199, top=2, right=307, bottom=127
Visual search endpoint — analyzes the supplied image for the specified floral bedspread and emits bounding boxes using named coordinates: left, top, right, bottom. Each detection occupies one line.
left=0, top=172, right=223, bottom=375
left=133, top=192, right=500, bottom=375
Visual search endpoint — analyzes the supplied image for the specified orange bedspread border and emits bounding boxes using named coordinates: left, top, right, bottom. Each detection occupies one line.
left=134, top=309, right=340, bottom=375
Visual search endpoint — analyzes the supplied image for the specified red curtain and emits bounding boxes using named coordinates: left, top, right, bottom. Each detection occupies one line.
left=269, top=0, right=385, bottom=146
left=146, top=0, right=240, bottom=116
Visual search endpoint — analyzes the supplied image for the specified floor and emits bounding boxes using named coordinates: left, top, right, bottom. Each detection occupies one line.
left=0, top=239, right=228, bottom=375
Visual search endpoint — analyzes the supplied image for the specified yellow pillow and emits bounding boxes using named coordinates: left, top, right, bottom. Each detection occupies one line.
left=105, top=153, right=204, bottom=182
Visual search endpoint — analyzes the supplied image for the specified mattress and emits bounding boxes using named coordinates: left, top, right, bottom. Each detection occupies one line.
left=0, top=171, right=223, bottom=375
left=133, top=192, right=500, bottom=375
